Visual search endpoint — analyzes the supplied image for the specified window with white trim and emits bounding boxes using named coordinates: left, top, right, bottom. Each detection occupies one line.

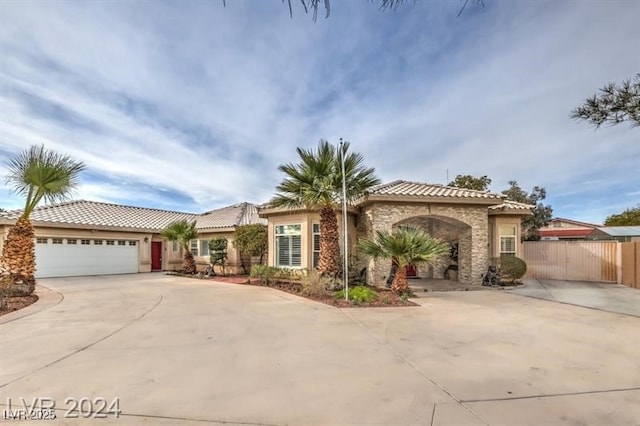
left=172, top=241, right=179, bottom=252
left=499, top=226, right=517, bottom=256
left=118, top=240, right=126, bottom=246
left=67, top=239, right=77, bottom=245
left=36, top=238, right=48, bottom=244
left=106, top=240, right=115, bottom=246
left=94, top=240, right=103, bottom=245
left=200, top=240, right=210, bottom=257
left=190, top=240, right=198, bottom=256
left=312, top=223, right=320, bottom=269
left=275, top=224, right=302, bottom=267
left=128, top=241, right=137, bottom=246
left=81, top=239, right=90, bottom=245
left=52, top=238, right=63, bottom=245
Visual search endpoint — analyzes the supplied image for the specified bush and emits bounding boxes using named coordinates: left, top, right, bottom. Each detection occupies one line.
left=300, top=270, right=332, bottom=298
left=336, top=286, right=378, bottom=304
left=500, top=256, right=527, bottom=282
left=249, top=264, right=278, bottom=285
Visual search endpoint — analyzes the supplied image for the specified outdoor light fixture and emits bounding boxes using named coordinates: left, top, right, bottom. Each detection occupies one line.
left=144, top=237, right=149, bottom=243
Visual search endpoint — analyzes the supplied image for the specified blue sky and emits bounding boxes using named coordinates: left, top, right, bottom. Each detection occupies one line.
left=0, top=0, right=638, bottom=224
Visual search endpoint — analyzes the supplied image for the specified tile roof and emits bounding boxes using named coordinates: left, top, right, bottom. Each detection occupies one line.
left=197, top=202, right=266, bottom=230
left=488, top=200, right=534, bottom=211
left=364, top=180, right=504, bottom=200
left=1, top=200, right=265, bottom=232
left=547, top=217, right=601, bottom=228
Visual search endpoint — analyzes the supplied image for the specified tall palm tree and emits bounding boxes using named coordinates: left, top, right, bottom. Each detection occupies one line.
left=161, top=220, right=198, bottom=274
left=272, top=140, right=380, bottom=276
left=2, top=145, right=85, bottom=290
left=358, top=228, right=449, bottom=294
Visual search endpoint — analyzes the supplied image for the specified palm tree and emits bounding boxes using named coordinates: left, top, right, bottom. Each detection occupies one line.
left=272, top=140, right=380, bottom=276
left=358, top=228, right=449, bottom=294
left=161, top=220, right=198, bottom=274
left=2, top=145, right=85, bottom=290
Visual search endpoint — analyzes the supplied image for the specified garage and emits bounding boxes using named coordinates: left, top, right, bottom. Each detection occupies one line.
left=35, top=237, right=139, bottom=278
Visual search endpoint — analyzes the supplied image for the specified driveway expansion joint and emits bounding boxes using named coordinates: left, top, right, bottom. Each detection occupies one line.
left=0, top=291, right=164, bottom=389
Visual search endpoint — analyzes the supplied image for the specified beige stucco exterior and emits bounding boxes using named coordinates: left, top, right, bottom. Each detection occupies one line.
left=260, top=201, right=530, bottom=287
left=0, top=223, right=243, bottom=276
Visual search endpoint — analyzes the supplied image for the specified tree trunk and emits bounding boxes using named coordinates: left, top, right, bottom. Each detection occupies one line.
left=1, top=217, right=36, bottom=294
left=183, top=251, right=197, bottom=274
left=391, top=265, right=409, bottom=294
left=318, top=206, right=341, bottom=276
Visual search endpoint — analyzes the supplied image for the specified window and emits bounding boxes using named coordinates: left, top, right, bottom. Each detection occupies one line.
left=36, top=238, right=48, bottom=244
left=118, top=240, right=126, bottom=246
left=106, top=240, right=115, bottom=246
left=499, top=226, right=517, bottom=256
left=199, top=240, right=209, bottom=257
left=312, top=223, right=321, bottom=269
left=94, top=240, right=103, bottom=245
left=81, top=239, right=90, bottom=245
left=128, top=241, right=137, bottom=246
left=190, top=240, right=198, bottom=256
left=52, top=238, right=63, bottom=245
left=275, top=224, right=302, bottom=267
left=67, top=239, right=77, bottom=245
left=172, top=241, right=179, bottom=252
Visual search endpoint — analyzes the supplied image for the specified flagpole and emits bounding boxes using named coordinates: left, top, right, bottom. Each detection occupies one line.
left=339, top=138, right=349, bottom=301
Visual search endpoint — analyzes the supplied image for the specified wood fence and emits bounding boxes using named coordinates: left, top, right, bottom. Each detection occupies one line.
left=523, top=241, right=618, bottom=283
left=621, top=242, right=640, bottom=289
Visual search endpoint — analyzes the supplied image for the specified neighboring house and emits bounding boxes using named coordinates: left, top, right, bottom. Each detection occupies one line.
left=259, top=180, right=533, bottom=287
left=0, top=201, right=265, bottom=278
left=538, top=218, right=601, bottom=240
left=589, top=226, right=640, bottom=242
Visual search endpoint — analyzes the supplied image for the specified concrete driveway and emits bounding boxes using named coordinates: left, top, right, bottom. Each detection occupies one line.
left=1, top=273, right=638, bottom=425
left=511, top=278, right=640, bottom=317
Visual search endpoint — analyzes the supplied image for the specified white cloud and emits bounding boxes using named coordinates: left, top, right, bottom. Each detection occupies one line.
left=0, top=1, right=638, bottom=222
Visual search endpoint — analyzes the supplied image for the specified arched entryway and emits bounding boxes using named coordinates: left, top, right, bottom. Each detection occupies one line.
left=393, top=215, right=471, bottom=282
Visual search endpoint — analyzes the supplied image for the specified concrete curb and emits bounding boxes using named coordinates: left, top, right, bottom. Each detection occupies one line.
left=0, top=283, right=63, bottom=324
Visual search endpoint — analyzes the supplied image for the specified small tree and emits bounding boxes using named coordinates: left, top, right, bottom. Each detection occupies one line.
left=358, top=228, right=449, bottom=294
left=233, top=224, right=268, bottom=273
left=162, top=220, right=198, bottom=274
left=604, top=206, right=640, bottom=226
left=502, top=180, right=552, bottom=241
left=448, top=174, right=492, bottom=191
left=209, top=238, right=228, bottom=276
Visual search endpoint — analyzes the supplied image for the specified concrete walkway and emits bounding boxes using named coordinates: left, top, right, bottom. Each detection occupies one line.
left=1, top=273, right=638, bottom=425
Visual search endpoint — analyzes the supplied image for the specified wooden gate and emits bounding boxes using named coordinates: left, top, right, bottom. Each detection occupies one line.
left=523, top=241, right=618, bottom=282
left=621, top=242, right=640, bottom=289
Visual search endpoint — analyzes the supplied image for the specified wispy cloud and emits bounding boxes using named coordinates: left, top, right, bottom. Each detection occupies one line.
left=0, top=1, right=638, bottom=222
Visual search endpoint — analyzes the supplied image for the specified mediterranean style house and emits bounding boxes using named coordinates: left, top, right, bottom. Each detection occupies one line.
left=0, top=201, right=265, bottom=278
left=259, top=180, right=532, bottom=286
left=0, top=180, right=532, bottom=286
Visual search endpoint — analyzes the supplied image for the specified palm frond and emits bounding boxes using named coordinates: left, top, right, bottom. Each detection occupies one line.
left=5, top=145, right=86, bottom=217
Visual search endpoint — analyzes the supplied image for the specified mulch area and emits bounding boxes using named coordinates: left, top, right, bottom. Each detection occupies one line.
left=169, top=273, right=418, bottom=308
left=0, top=295, right=39, bottom=317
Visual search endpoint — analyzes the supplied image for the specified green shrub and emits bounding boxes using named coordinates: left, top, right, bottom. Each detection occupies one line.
left=500, top=256, right=527, bottom=282
left=300, top=270, right=331, bottom=298
left=249, top=264, right=278, bottom=285
left=336, top=286, right=378, bottom=304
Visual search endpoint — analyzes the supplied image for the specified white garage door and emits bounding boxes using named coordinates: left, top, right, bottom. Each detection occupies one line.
left=35, top=238, right=139, bottom=278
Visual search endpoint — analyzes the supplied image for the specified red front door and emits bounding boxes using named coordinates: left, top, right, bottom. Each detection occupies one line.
left=151, top=242, right=162, bottom=271
left=406, top=263, right=417, bottom=277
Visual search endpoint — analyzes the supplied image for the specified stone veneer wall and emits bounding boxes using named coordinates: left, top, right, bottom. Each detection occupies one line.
left=356, top=202, right=489, bottom=287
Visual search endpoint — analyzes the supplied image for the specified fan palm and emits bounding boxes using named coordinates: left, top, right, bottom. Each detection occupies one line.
left=2, top=145, right=85, bottom=289
left=161, top=220, right=198, bottom=274
left=271, top=140, right=379, bottom=275
left=358, top=228, right=449, bottom=294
